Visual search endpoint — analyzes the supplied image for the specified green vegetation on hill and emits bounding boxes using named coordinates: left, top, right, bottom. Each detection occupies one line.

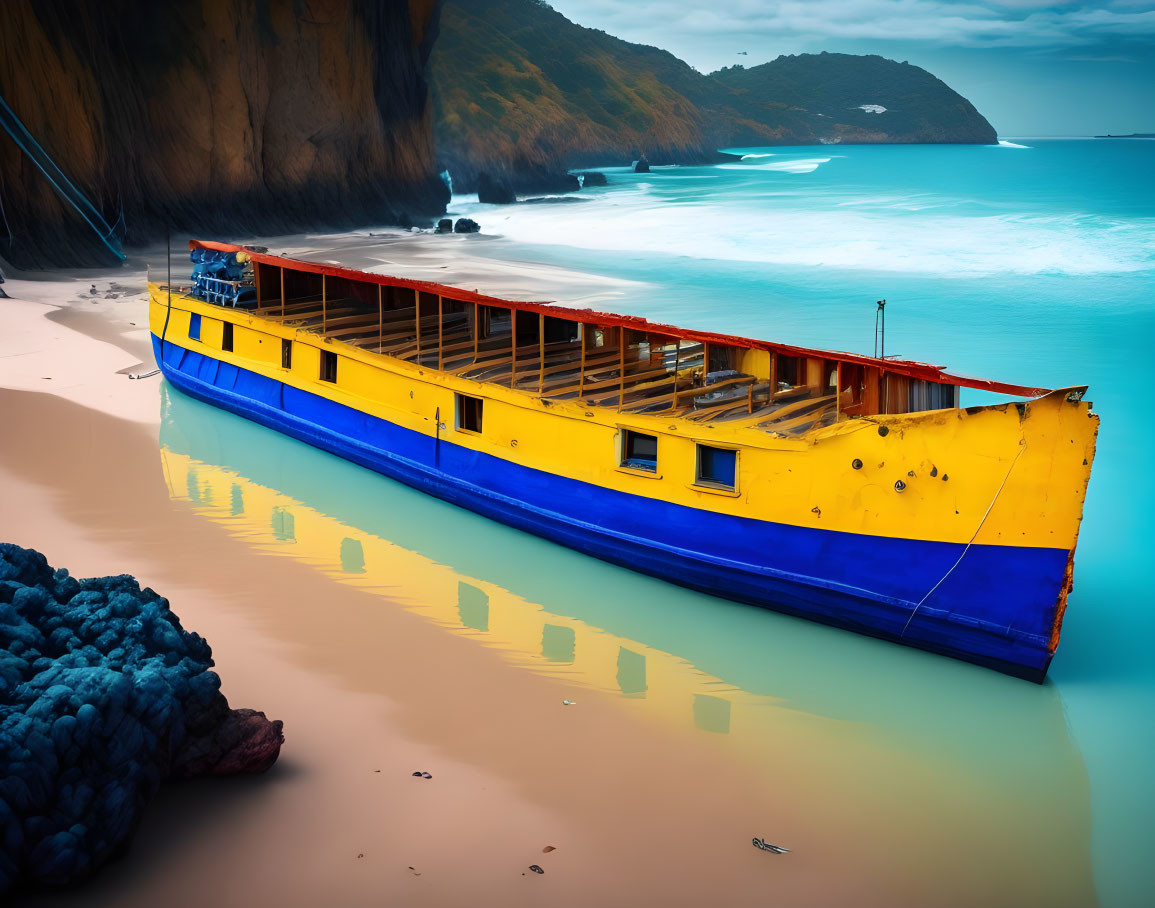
left=712, top=53, right=997, bottom=145
left=432, top=0, right=715, bottom=189
left=432, top=0, right=997, bottom=191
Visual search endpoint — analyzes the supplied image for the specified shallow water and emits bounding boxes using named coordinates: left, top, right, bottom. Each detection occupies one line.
left=445, top=138, right=1155, bottom=906
left=155, top=385, right=1097, bottom=906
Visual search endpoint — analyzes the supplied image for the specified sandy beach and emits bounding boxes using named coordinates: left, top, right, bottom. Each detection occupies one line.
left=0, top=233, right=1096, bottom=907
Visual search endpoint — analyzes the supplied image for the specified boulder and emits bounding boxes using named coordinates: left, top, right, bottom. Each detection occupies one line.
left=633, top=156, right=650, bottom=173
left=0, top=544, right=284, bottom=894
left=546, top=172, right=581, bottom=193
left=453, top=218, right=480, bottom=233
left=435, top=218, right=453, bottom=234
left=477, top=172, right=516, bottom=204
left=577, top=171, right=608, bottom=187
left=510, top=169, right=579, bottom=195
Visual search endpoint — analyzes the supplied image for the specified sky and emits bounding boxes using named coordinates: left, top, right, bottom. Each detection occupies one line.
left=544, top=1, right=1155, bottom=136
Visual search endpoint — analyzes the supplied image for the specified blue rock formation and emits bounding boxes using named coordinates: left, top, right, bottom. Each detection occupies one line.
left=0, top=543, right=283, bottom=893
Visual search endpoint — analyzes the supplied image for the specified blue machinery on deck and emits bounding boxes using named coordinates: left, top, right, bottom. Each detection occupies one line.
left=189, top=247, right=256, bottom=307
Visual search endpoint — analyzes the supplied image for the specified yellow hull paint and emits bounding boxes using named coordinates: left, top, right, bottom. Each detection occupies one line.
left=149, top=285, right=1098, bottom=554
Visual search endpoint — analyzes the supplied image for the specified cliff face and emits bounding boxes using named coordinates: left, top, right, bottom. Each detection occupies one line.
left=431, top=0, right=997, bottom=191
left=0, top=0, right=449, bottom=269
left=432, top=0, right=718, bottom=190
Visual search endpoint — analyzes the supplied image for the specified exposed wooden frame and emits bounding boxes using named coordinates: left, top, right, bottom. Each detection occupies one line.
left=674, top=374, right=755, bottom=405
left=185, top=243, right=1057, bottom=445
left=668, top=340, right=683, bottom=413
left=617, top=327, right=626, bottom=411
left=835, top=362, right=842, bottom=419
left=758, top=392, right=834, bottom=426
left=510, top=308, right=517, bottom=389
left=578, top=323, right=587, bottom=397
left=762, top=396, right=837, bottom=434
left=538, top=313, right=546, bottom=393
left=438, top=331, right=505, bottom=363
left=255, top=296, right=323, bottom=317
left=415, top=294, right=423, bottom=364
left=275, top=304, right=358, bottom=329
left=194, top=240, right=1053, bottom=401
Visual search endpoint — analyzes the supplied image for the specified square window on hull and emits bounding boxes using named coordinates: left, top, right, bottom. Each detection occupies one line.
left=621, top=430, right=657, bottom=472
left=222, top=321, right=234, bottom=352
left=320, top=349, right=338, bottom=383
left=188, top=313, right=201, bottom=340
left=696, top=445, right=737, bottom=490
left=456, top=393, right=483, bottom=433
left=282, top=338, right=292, bottom=369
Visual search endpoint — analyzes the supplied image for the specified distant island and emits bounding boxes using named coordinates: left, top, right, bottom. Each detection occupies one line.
left=1094, top=133, right=1155, bottom=139
left=432, top=0, right=998, bottom=193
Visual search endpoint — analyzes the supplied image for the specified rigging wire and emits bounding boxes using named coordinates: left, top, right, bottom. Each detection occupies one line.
left=0, top=93, right=125, bottom=261
left=900, top=439, right=1027, bottom=638
left=0, top=166, right=13, bottom=242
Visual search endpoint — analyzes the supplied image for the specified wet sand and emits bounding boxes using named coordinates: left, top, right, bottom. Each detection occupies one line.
left=0, top=236, right=1095, bottom=907
left=0, top=398, right=872, bottom=908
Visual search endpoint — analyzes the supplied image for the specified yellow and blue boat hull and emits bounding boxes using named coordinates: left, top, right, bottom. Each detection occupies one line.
left=149, top=287, right=1098, bottom=680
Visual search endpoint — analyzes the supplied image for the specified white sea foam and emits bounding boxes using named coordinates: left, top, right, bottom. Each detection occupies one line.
left=997, top=140, right=1030, bottom=148
left=719, top=156, right=833, bottom=174
left=450, top=181, right=1154, bottom=278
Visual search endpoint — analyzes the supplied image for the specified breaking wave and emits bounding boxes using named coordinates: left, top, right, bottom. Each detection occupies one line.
left=721, top=156, right=833, bottom=174
left=450, top=143, right=1154, bottom=278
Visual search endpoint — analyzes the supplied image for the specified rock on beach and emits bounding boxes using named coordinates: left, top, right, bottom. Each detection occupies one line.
left=0, top=543, right=284, bottom=894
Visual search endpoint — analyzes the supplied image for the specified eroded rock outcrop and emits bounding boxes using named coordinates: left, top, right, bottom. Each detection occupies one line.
left=476, top=172, right=516, bottom=204
left=0, top=544, right=283, bottom=894
left=0, top=0, right=449, bottom=268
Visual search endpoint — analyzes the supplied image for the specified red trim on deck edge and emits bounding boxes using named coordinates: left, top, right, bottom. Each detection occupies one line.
left=190, top=239, right=1052, bottom=398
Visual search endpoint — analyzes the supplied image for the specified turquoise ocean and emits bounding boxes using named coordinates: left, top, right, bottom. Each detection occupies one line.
left=168, top=139, right=1153, bottom=905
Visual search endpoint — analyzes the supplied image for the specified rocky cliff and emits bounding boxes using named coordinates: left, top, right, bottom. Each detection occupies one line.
left=432, top=0, right=997, bottom=191
left=0, top=0, right=449, bottom=269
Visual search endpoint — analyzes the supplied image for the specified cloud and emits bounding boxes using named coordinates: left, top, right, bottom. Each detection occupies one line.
left=547, top=0, right=1155, bottom=50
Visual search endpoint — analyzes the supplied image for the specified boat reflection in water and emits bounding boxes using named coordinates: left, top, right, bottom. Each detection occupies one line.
left=158, top=384, right=1096, bottom=903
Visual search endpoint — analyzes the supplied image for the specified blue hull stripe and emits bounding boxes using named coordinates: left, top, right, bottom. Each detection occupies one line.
left=154, top=338, right=1067, bottom=680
